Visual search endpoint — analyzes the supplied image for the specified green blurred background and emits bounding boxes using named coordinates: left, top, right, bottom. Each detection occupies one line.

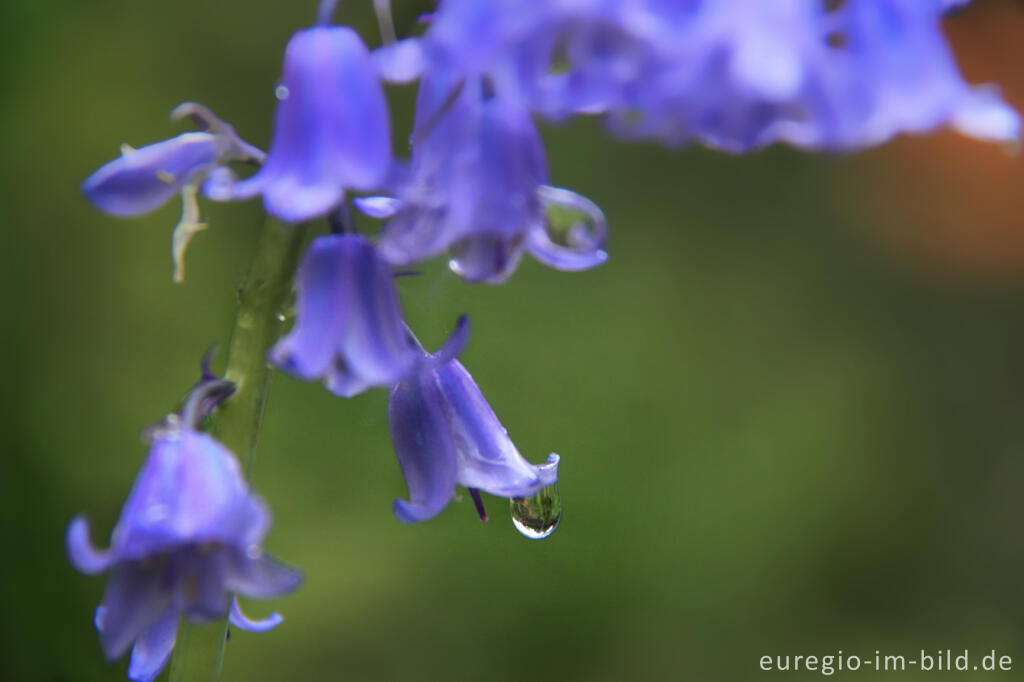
left=5, top=1, right=1024, bottom=680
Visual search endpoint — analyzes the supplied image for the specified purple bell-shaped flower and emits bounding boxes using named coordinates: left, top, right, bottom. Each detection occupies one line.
left=227, top=26, right=391, bottom=223
left=66, top=377, right=300, bottom=682
left=388, top=350, right=560, bottom=524
left=82, top=103, right=266, bottom=281
left=83, top=132, right=223, bottom=217
left=82, top=103, right=264, bottom=217
left=270, top=232, right=468, bottom=397
left=363, top=72, right=607, bottom=283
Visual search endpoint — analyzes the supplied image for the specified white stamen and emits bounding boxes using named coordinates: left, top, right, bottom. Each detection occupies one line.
left=171, top=184, right=208, bottom=283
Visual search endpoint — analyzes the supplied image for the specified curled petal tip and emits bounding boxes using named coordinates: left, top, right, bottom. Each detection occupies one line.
left=229, top=597, right=284, bottom=633
left=67, top=516, right=113, bottom=575
left=527, top=185, right=608, bottom=271
left=430, top=315, right=470, bottom=365
left=170, top=101, right=217, bottom=127
left=952, top=88, right=1021, bottom=144
left=538, top=453, right=560, bottom=487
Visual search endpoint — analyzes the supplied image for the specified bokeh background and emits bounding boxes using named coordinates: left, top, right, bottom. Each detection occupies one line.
left=5, top=1, right=1024, bottom=680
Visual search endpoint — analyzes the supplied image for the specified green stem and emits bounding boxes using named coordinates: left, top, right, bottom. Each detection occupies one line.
left=168, top=218, right=307, bottom=682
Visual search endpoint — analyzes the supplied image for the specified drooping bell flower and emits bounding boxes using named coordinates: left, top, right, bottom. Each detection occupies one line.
left=66, top=375, right=300, bottom=682
left=382, top=0, right=648, bottom=120
left=388, top=349, right=560, bottom=524
left=269, top=232, right=468, bottom=397
left=226, top=26, right=391, bottom=223
left=364, top=72, right=607, bottom=284
left=82, top=103, right=265, bottom=281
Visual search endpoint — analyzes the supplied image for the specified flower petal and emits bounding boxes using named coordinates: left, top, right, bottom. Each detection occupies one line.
left=952, top=87, right=1021, bottom=143
left=338, top=236, right=419, bottom=389
left=429, top=315, right=470, bottom=367
left=66, top=516, right=113, bottom=575
left=98, top=562, right=171, bottom=661
left=389, top=372, right=459, bottom=523
left=526, top=227, right=608, bottom=271
left=435, top=360, right=552, bottom=497
left=353, top=195, right=402, bottom=219
left=114, top=431, right=270, bottom=559
left=378, top=73, right=556, bottom=282
left=224, top=550, right=302, bottom=599
left=372, top=38, right=426, bottom=83
left=82, top=133, right=221, bottom=216
left=181, top=551, right=230, bottom=622
left=527, top=185, right=609, bottom=271
left=200, top=166, right=240, bottom=202
left=272, top=234, right=420, bottom=396
left=229, top=597, right=283, bottom=633
left=270, top=236, right=349, bottom=378
left=227, top=27, right=391, bottom=222
left=126, top=606, right=179, bottom=682
left=323, top=365, right=378, bottom=399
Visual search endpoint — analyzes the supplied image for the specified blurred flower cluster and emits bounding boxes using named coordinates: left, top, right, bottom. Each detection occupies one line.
left=70, top=0, right=1018, bottom=680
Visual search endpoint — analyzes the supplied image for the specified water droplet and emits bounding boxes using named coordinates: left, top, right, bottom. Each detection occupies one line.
left=275, top=85, right=290, bottom=100
left=510, top=483, right=561, bottom=539
left=276, top=302, right=295, bottom=324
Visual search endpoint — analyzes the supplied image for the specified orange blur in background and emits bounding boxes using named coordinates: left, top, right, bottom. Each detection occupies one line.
left=846, top=0, right=1024, bottom=278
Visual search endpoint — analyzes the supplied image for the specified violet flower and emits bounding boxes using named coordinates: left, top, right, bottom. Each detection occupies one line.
left=389, top=350, right=560, bottom=524
left=66, top=378, right=300, bottom=682
left=270, top=233, right=468, bottom=397
left=396, top=0, right=1018, bottom=151
left=606, top=0, right=1021, bottom=150
left=82, top=103, right=265, bottom=281
left=363, top=72, right=607, bottom=284
left=82, top=103, right=263, bottom=217
left=84, top=133, right=223, bottom=217
left=226, top=26, right=391, bottom=223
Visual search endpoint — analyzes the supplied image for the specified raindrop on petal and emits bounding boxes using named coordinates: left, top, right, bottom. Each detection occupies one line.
left=510, top=482, right=561, bottom=539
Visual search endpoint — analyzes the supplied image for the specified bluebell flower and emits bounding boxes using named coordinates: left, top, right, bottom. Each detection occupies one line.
left=389, top=349, right=560, bottom=523
left=83, top=103, right=263, bottom=216
left=84, top=133, right=222, bottom=217
left=226, top=26, right=391, bottom=223
left=605, top=0, right=1020, bottom=150
left=82, top=102, right=265, bottom=281
left=378, top=1, right=647, bottom=120
left=401, top=0, right=1018, bottom=151
left=66, top=378, right=300, bottom=682
left=362, top=72, right=607, bottom=283
left=270, top=232, right=468, bottom=397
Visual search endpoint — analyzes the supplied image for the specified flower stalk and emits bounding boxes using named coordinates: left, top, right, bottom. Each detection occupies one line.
left=168, top=217, right=307, bottom=682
